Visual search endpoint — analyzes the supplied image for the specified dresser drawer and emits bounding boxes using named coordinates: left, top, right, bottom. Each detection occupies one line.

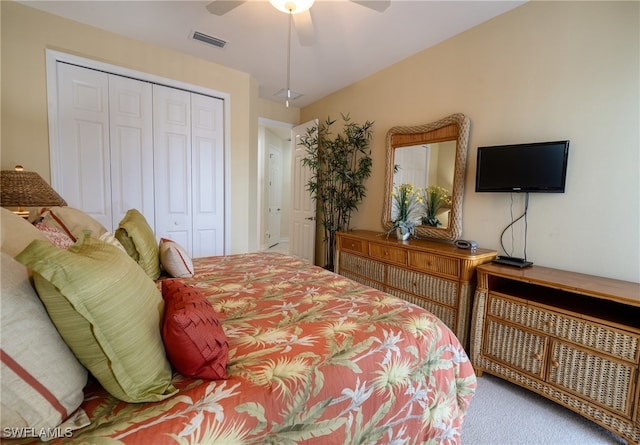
left=340, top=236, right=369, bottom=255
left=488, top=294, right=640, bottom=362
left=339, top=252, right=385, bottom=282
left=408, top=251, right=460, bottom=279
left=339, top=271, right=385, bottom=291
left=387, top=265, right=458, bottom=306
left=388, top=288, right=456, bottom=330
left=369, top=242, right=407, bottom=266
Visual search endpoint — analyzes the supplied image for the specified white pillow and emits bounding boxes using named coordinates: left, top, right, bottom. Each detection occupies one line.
left=159, top=238, right=194, bottom=277
left=36, top=207, right=107, bottom=240
left=0, top=207, right=48, bottom=258
left=0, top=253, right=89, bottom=440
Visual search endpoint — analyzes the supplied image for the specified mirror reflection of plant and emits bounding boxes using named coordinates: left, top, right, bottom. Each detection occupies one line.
left=420, top=185, right=452, bottom=227
left=389, top=183, right=423, bottom=236
left=300, top=114, right=374, bottom=271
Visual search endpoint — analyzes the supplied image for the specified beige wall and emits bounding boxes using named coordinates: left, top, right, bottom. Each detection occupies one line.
left=302, top=1, right=639, bottom=282
left=0, top=1, right=300, bottom=254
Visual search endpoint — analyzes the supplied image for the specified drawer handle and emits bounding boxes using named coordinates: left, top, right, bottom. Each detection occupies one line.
left=351, top=243, right=356, bottom=248
left=533, top=353, right=543, bottom=361
left=412, top=282, right=418, bottom=288
left=551, top=360, right=560, bottom=368
left=545, top=320, right=554, bottom=328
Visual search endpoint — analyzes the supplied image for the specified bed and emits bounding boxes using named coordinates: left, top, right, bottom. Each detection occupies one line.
left=2, top=207, right=476, bottom=445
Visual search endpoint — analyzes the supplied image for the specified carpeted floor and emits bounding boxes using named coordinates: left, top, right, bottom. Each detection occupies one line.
left=461, top=373, right=627, bottom=444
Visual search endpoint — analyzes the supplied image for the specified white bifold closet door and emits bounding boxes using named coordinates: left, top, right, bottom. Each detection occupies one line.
left=153, top=85, right=224, bottom=258
left=53, top=62, right=224, bottom=257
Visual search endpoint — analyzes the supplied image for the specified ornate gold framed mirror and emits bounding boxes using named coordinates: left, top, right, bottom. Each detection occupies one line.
left=382, top=113, right=470, bottom=241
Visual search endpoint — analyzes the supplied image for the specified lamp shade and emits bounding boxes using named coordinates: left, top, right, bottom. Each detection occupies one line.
left=1, top=167, right=67, bottom=207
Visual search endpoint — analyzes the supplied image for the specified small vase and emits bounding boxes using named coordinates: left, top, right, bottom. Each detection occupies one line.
left=396, top=227, right=410, bottom=241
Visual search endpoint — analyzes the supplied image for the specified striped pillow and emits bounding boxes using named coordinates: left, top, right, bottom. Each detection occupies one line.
left=115, top=209, right=161, bottom=280
left=36, top=206, right=107, bottom=241
left=159, top=238, right=194, bottom=277
left=1, top=253, right=89, bottom=440
left=16, top=234, right=176, bottom=403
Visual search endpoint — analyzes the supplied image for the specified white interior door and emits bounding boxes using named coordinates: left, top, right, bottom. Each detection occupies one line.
left=48, top=54, right=227, bottom=251
left=289, top=120, right=317, bottom=263
left=191, top=93, right=225, bottom=258
left=393, top=144, right=429, bottom=187
left=54, top=63, right=113, bottom=229
left=153, top=85, right=192, bottom=251
left=108, top=75, right=154, bottom=230
left=268, top=144, right=282, bottom=247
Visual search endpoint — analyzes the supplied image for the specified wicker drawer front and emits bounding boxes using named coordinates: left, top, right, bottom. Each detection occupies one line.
left=387, top=265, right=458, bottom=306
left=369, top=243, right=407, bottom=266
left=388, top=288, right=455, bottom=330
left=339, top=252, right=384, bottom=282
left=340, top=236, right=369, bottom=255
left=548, top=340, right=636, bottom=418
left=488, top=295, right=640, bottom=362
left=484, top=319, right=547, bottom=379
left=339, top=271, right=385, bottom=292
left=408, top=251, right=460, bottom=279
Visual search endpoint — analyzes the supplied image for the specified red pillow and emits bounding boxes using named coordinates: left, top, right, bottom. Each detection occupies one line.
left=161, top=280, right=229, bottom=380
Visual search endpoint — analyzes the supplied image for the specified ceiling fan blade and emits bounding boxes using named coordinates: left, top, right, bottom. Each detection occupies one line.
left=206, top=1, right=246, bottom=16
left=351, top=0, right=390, bottom=12
left=293, top=9, right=315, bottom=47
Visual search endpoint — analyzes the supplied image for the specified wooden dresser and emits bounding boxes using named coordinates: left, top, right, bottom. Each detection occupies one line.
left=335, top=230, right=496, bottom=347
left=470, top=263, right=640, bottom=444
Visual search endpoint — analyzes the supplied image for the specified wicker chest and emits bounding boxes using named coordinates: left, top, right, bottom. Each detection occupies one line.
left=471, top=263, right=640, bottom=445
left=335, top=230, right=496, bottom=348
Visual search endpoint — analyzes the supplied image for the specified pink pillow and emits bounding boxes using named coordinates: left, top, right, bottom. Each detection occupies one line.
left=33, top=222, right=75, bottom=249
left=161, top=281, right=228, bottom=380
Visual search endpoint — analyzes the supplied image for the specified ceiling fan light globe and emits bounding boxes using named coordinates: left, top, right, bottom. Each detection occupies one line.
left=269, top=0, right=315, bottom=14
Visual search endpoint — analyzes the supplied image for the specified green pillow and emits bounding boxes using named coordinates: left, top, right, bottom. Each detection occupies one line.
left=16, top=234, right=176, bottom=403
left=115, top=209, right=161, bottom=280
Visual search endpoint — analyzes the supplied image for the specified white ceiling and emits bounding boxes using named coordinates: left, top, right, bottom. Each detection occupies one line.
left=20, top=0, right=525, bottom=108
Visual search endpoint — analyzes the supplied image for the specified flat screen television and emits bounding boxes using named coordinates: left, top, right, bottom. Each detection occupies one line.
left=475, top=140, right=569, bottom=193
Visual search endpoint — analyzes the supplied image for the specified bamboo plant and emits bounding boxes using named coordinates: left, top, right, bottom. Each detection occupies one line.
left=300, top=114, right=374, bottom=271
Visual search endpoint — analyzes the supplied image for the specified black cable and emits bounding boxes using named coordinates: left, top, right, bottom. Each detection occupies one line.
left=499, top=192, right=529, bottom=259
left=523, top=192, right=529, bottom=260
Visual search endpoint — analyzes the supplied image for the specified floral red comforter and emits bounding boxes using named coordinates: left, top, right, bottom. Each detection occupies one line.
left=15, top=252, right=476, bottom=444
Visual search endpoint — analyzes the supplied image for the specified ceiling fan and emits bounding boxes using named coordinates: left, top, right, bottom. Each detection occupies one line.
left=205, top=0, right=390, bottom=46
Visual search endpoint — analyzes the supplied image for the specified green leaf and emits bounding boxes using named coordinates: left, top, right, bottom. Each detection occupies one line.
left=235, top=402, right=267, bottom=423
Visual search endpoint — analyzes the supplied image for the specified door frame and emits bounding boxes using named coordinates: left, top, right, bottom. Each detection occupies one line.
left=257, top=118, right=293, bottom=251
left=267, top=143, right=283, bottom=248
left=45, top=49, right=232, bottom=254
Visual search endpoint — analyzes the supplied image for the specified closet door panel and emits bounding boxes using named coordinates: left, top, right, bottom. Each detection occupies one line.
left=191, top=93, right=224, bottom=258
left=108, top=75, right=154, bottom=230
left=55, top=63, right=112, bottom=228
left=153, top=85, right=192, bottom=252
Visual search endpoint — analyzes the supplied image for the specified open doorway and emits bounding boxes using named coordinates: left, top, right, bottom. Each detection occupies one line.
left=258, top=118, right=292, bottom=252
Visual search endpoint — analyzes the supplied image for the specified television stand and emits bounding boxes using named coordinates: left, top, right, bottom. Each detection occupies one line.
left=471, top=263, right=640, bottom=445
left=492, top=255, right=533, bottom=268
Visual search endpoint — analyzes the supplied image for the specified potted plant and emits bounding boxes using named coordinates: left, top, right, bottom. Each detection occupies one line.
left=420, top=185, right=452, bottom=227
left=300, top=114, right=374, bottom=271
left=388, top=183, right=422, bottom=240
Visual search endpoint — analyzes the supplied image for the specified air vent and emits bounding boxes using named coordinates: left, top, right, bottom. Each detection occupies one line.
left=192, top=31, right=226, bottom=48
